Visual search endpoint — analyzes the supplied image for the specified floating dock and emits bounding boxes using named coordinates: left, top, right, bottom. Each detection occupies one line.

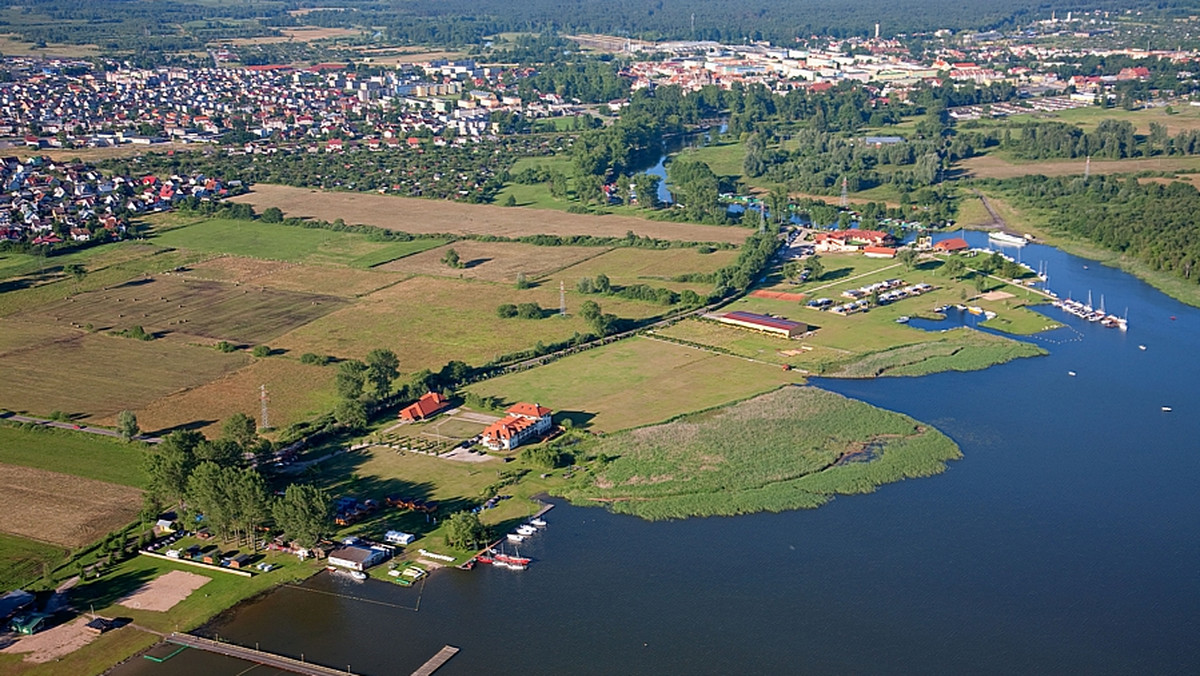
left=410, top=645, right=460, bottom=676
left=165, top=633, right=353, bottom=676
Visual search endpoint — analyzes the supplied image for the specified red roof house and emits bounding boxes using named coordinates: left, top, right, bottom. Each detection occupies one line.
left=933, top=237, right=969, bottom=253
left=480, top=403, right=553, bottom=451
left=399, top=392, right=450, bottom=422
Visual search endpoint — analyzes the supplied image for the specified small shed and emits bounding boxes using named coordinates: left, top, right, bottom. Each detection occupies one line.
left=229, top=553, right=253, bottom=569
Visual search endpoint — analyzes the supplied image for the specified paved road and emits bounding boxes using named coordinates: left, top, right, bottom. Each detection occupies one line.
left=1, top=413, right=162, bottom=443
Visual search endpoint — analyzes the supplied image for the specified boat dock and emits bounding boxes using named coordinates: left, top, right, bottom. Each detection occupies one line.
left=165, top=633, right=354, bottom=676
left=410, top=645, right=460, bottom=676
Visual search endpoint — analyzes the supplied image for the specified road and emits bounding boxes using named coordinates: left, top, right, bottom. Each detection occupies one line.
left=0, top=413, right=162, bottom=443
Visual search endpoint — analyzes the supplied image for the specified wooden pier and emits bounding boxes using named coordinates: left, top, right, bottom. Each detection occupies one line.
left=410, top=645, right=460, bottom=676
left=166, top=633, right=354, bottom=676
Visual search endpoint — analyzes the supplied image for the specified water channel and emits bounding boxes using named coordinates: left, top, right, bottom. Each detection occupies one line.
left=114, top=233, right=1200, bottom=675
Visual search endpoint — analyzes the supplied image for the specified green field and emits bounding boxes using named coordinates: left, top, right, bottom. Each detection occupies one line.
left=549, top=246, right=737, bottom=294
left=150, top=217, right=447, bottom=267
left=467, top=336, right=804, bottom=432
left=557, top=386, right=961, bottom=520
left=0, top=423, right=147, bottom=487
left=0, top=531, right=65, bottom=590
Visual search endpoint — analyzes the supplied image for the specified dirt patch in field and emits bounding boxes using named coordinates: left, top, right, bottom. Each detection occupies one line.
left=378, top=240, right=606, bottom=283
left=960, top=154, right=1200, bottom=179
left=118, top=570, right=210, bottom=612
left=229, top=185, right=752, bottom=244
left=177, top=256, right=295, bottom=284
left=0, top=616, right=99, bottom=663
left=979, top=290, right=1015, bottom=301
left=0, top=464, right=142, bottom=548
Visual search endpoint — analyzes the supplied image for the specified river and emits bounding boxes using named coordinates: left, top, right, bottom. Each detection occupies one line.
left=114, top=232, right=1200, bottom=675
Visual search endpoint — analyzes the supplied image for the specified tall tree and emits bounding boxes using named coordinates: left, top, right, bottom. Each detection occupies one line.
left=272, top=484, right=331, bottom=548
left=222, top=412, right=257, bottom=448
left=116, top=410, right=139, bottom=442
left=336, top=360, right=368, bottom=400
left=145, top=430, right=202, bottom=509
left=365, top=348, right=400, bottom=399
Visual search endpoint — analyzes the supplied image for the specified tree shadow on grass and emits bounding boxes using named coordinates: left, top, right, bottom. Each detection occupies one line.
left=147, top=419, right=217, bottom=436
left=69, top=567, right=159, bottom=613
left=820, top=267, right=854, bottom=282
left=554, top=410, right=596, bottom=430
left=462, top=258, right=492, bottom=269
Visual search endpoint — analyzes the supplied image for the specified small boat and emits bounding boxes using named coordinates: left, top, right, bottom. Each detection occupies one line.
left=988, top=231, right=1027, bottom=247
left=1068, top=371, right=1076, bottom=377
left=1162, top=406, right=1172, bottom=412
left=516, top=525, right=537, bottom=536
left=1139, top=345, right=1147, bottom=351
left=530, top=518, right=547, bottom=527
left=507, top=533, right=526, bottom=543
left=895, top=316, right=910, bottom=324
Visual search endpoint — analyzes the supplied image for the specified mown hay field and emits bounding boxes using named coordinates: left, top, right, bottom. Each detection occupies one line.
left=0, top=423, right=146, bottom=487
left=378, top=240, right=607, bottom=283
left=549, top=246, right=738, bottom=293
left=125, top=357, right=339, bottom=438
left=179, top=256, right=407, bottom=298
left=960, top=153, right=1200, bottom=179
left=150, top=217, right=448, bottom=267
left=0, top=464, right=142, bottom=548
left=0, top=331, right=248, bottom=421
left=228, top=184, right=754, bottom=244
left=467, top=336, right=805, bottom=432
left=27, top=276, right=347, bottom=345
left=559, top=386, right=961, bottom=520
left=272, top=275, right=670, bottom=371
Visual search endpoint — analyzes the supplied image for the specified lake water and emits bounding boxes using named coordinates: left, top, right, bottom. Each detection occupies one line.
left=115, top=232, right=1200, bottom=675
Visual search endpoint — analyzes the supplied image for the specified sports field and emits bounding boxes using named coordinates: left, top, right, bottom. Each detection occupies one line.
left=228, top=184, right=753, bottom=244
left=467, top=336, right=805, bottom=431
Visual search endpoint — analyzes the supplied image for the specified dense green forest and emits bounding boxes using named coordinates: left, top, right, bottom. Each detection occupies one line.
left=988, top=175, right=1200, bottom=285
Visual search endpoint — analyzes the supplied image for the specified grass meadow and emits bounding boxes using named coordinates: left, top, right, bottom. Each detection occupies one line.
left=467, top=337, right=805, bottom=431
left=0, top=532, right=66, bottom=591
left=558, top=386, right=961, bottom=520
left=0, top=423, right=147, bottom=487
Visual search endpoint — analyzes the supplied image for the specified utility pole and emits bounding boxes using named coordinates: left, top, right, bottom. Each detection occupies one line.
left=840, top=177, right=848, bottom=208
left=559, top=280, right=566, bottom=316
left=260, top=384, right=269, bottom=431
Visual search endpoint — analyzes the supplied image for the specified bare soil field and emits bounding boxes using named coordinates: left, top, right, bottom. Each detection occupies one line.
left=0, top=464, right=141, bottom=548
left=378, top=240, right=607, bottom=283
left=118, top=570, right=210, bottom=612
left=550, top=247, right=738, bottom=293
left=0, top=616, right=100, bottom=663
left=229, top=184, right=753, bottom=244
left=960, top=154, right=1200, bottom=179
left=176, top=256, right=295, bottom=284
left=125, top=358, right=339, bottom=437
left=272, top=275, right=669, bottom=370
left=0, top=332, right=248, bottom=421
left=27, top=276, right=347, bottom=344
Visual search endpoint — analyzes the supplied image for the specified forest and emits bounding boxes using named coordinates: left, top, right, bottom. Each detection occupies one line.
left=987, top=175, right=1200, bottom=286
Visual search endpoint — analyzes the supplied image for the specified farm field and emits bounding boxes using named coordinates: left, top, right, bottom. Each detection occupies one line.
left=27, top=276, right=346, bottom=345
left=0, top=532, right=65, bottom=591
left=126, top=357, right=340, bottom=437
left=0, top=464, right=141, bottom=548
left=549, top=246, right=737, bottom=293
left=0, top=423, right=147, bottom=487
left=960, top=153, right=1200, bottom=179
left=558, top=386, right=961, bottom=520
left=179, top=256, right=407, bottom=298
left=378, top=240, right=607, bottom=283
left=467, top=336, right=805, bottom=432
left=228, top=184, right=754, bottom=244
left=0, top=331, right=248, bottom=422
left=272, top=275, right=670, bottom=370
left=149, top=217, right=448, bottom=267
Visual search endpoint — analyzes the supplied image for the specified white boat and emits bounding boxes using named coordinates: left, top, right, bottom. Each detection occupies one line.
left=1162, top=406, right=1172, bottom=412
left=895, top=316, right=910, bottom=324
left=1068, top=371, right=1076, bottom=377
left=516, top=525, right=537, bottom=536
left=988, top=231, right=1027, bottom=247
left=507, top=533, right=526, bottom=543
left=530, top=518, right=547, bottom=527
left=1139, top=345, right=1147, bottom=351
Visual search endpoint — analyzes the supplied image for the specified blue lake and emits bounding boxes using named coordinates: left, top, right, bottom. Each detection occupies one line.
left=116, top=231, right=1200, bottom=675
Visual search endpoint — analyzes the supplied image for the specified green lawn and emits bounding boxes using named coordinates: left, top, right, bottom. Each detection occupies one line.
left=150, top=218, right=445, bottom=267
left=0, top=423, right=148, bottom=487
left=0, top=532, right=65, bottom=590
left=467, top=336, right=804, bottom=432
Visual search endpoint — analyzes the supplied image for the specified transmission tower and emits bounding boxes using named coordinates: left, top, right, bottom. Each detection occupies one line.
left=840, top=177, right=848, bottom=208
left=260, top=384, right=269, bottom=431
left=1084, top=155, right=1091, bottom=180
left=559, top=280, right=566, bottom=316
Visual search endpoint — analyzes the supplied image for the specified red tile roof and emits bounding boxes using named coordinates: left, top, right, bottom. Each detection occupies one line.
left=507, top=402, right=552, bottom=419
left=399, top=392, right=449, bottom=421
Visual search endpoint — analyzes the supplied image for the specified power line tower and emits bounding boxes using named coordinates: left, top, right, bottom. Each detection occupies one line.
left=840, top=177, right=848, bottom=208
left=1084, top=155, right=1091, bottom=180
left=260, top=384, right=269, bottom=431
left=559, top=280, right=566, bottom=316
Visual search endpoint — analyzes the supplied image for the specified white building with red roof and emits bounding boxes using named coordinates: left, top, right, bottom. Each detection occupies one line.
left=480, top=403, right=553, bottom=451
